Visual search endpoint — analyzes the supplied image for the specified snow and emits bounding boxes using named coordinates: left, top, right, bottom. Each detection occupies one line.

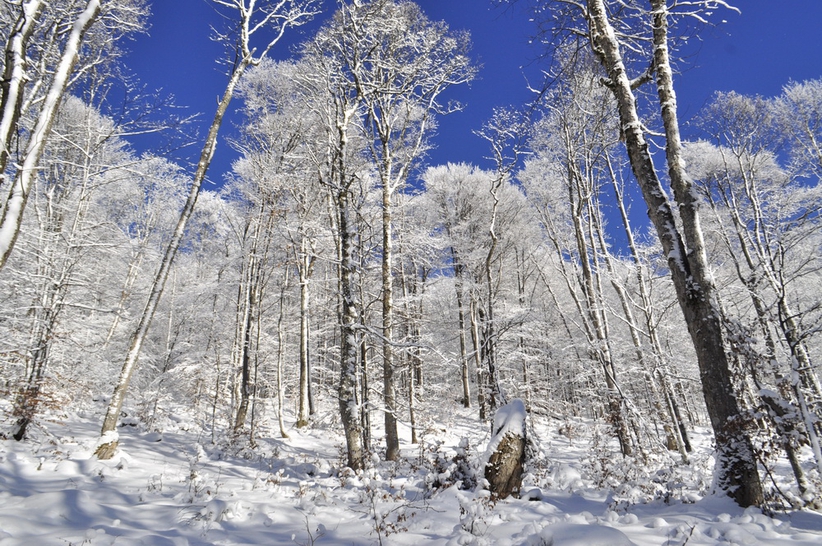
left=1, top=401, right=821, bottom=545
left=484, top=398, right=527, bottom=463
left=534, top=523, right=638, bottom=546
left=492, top=399, right=527, bottom=439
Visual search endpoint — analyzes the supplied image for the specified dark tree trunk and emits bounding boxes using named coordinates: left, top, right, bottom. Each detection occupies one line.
left=585, top=0, right=763, bottom=506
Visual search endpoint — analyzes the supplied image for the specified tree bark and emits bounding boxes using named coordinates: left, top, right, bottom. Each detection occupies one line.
left=382, top=168, right=399, bottom=461
left=453, top=252, right=472, bottom=408
left=296, top=237, right=312, bottom=428
left=337, top=190, right=365, bottom=470
left=0, top=0, right=44, bottom=179
left=485, top=399, right=527, bottom=499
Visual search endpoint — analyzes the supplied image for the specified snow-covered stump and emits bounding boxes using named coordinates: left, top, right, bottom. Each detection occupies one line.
left=484, top=399, right=527, bottom=499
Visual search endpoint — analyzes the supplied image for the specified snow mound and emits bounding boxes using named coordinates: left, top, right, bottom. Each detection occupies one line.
left=537, top=523, right=638, bottom=546
left=492, top=398, right=527, bottom=438
left=485, top=398, right=527, bottom=460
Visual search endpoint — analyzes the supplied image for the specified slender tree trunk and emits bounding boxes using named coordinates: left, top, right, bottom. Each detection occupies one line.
left=470, top=296, right=487, bottom=420
left=13, top=307, right=54, bottom=440
left=95, top=51, right=251, bottom=459
left=296, top=238, right=312, bottom=427
left=570, top=165, right=633, bottom=456
left=276, top=270, right=290, bottom=439
left=382, top=173, right=399, bottom=461
left=515, top=249, right=532, bottom=410
left=233, top=251, right=257, bottom=436
left=482, top=181, right=502, bottom=413
left=453, top=254, right=472, bottom=408
left=608, top=159, right=692, bottom=456
left=0, top=0, right=44, bottom=180
left=404, top=261, right=426, bottom=445
left=360, top=323, right=371, bottom=452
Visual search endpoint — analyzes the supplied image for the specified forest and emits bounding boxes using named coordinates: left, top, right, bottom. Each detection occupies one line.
left=0, top=1, right=821, bottom=544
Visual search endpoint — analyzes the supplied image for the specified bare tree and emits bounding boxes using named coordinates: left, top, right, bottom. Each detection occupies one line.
left=7, top=97, right=135, bottom=439
left=521, top=55, right=637, bottom=455
left=687, top=89, right=822, bottom=482
left=421, top=163, right=490, bottom=409
left=312, top=0, right=475, bottom=460
left=293, top=34, right=369, bottom=469
left=95, top=0, right=318, bottom=459
left=525, top=0, right=763, bottom=506
left=474, top=108, right=528, bottom=416
left=236, top=59, right=329, bottom=429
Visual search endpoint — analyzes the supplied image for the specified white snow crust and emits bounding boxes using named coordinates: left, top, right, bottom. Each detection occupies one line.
left=0, top=399, right=820, bottom=546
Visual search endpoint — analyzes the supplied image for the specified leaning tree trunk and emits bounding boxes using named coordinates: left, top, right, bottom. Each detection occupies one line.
left=0, top=0, right=102, bottom=269
left=586, top=0, right=763, bottom=507
left=0, top=0, right=44, bottom=178
left=95, top=51, right=252, bottom=460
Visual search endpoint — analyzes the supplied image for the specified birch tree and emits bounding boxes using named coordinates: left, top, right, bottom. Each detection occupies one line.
left=0, top=0, right=147, bottom=269
left=95, top=0, right=319, bottom=459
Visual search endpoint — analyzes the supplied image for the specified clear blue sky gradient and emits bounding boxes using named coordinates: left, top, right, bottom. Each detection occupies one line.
left=123, top=0, right=822, bottom=187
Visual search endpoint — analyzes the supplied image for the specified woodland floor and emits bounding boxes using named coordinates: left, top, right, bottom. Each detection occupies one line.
left=1, top=396, right=821, bottom=545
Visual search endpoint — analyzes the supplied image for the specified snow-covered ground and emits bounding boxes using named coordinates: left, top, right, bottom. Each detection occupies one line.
left=1, top=400, right=821, bottom=545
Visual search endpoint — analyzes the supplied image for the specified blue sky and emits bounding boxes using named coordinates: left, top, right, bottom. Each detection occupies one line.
left=123, top=0, right=822, bottom=187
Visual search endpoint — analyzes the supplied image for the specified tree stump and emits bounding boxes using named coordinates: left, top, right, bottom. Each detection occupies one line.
left=94, top=431, right=120, bottom=460
left=485, top=399, right=527, bottom=499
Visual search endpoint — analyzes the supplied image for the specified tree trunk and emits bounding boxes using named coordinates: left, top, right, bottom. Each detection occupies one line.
left=296, top=238, right=312, bottom=428
left=382, top=174, right=399, bottom=461
left=338, top=191, right=364, bottom=471
left=233, top=253, right=257, bottom=436
left=586, top=0, right=763, bottom=506
left=453, top=254, right=472, bottom=408
left=608, top=160, right=692, bottom=457
left=470, top=297, right=487, bottom=420
left=485, top=399, right=527, bottom=499
left=275, top=270, right=290, bottom=439
left=95, top=50, right=251, bottom=460
left=0, top=1, right=44, bottom=179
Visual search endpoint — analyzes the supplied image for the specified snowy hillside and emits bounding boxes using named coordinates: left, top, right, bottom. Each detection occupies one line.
left=1, top=400, right=820, bottom=546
